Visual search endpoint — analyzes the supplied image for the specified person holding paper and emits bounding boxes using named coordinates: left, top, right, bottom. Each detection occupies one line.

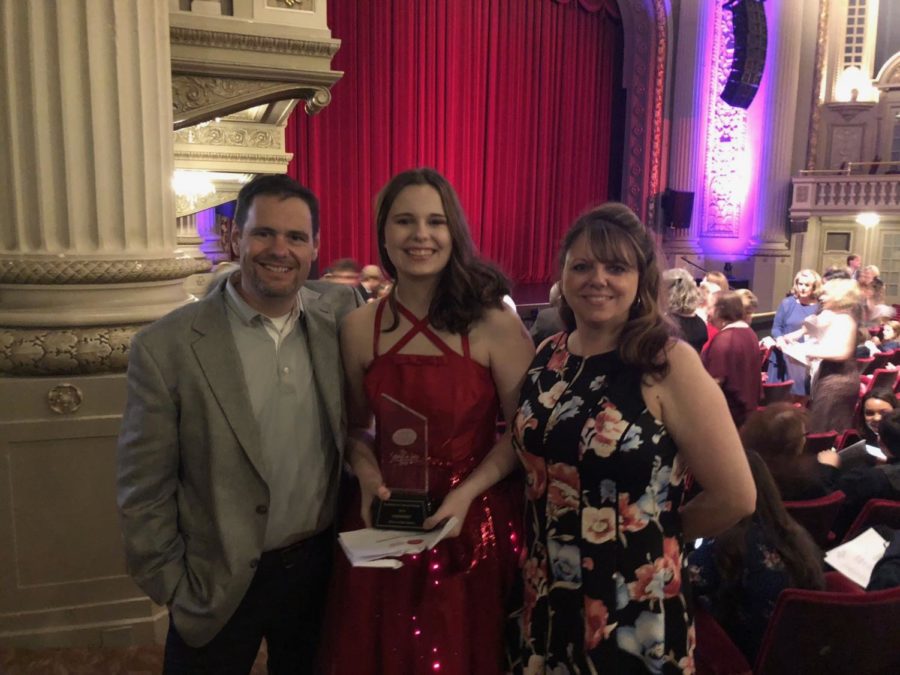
left=767, top=269, right=821, bottom=396
left=321, top=168, right=534, bottom=674
left=782, top=278, right=861, bottom=434
left=819, top=407, right=900, bottom=540
left=509, top=204, right=755, bottom=673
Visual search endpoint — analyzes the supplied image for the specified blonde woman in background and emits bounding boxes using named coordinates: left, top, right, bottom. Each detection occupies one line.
left=767, top=270, right=821, bottom=397
left=781, top=278, right=859, bottom=433
left=663, top=267, right=707, bottom=353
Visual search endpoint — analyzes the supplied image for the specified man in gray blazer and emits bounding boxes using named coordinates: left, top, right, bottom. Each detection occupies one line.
left=117, top=174, right=360, bottom=674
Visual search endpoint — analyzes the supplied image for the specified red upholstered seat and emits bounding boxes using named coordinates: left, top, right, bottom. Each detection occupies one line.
left=835, top=428, right=862, bottom=450
left=694, top=606, right=752, bottom=675
left=752, top=574, right=900, bottom=674
left=841, top=498, right=900, bottom=544
left=861, top=351, right=893, bottom=375
left=803, top=431, right=838, bottom=455
left=761, top=380, right=793, bottom=405
left=783, top=490, right=845, bottom=549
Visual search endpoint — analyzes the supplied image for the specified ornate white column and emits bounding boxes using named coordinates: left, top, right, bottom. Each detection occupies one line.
left=743, top=0, right=809, bottom=310
left=0, top=0, right=206, bottom=376
left=663, top=0, right=713, bottom=261
left=747, top=0, right=806, bottom=254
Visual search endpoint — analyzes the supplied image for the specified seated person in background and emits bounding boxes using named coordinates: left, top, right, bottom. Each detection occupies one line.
left=702, top=291, right=762, bottom=428
left=876, top=320, right=900, bottom=352
left=740, top=403, right=833, bottom=500
left=689, top=450, right=826, bottom=665
left=705, top=270, right=730, bottom=293
left=528, top=281, right=564, bottom=346
left=819, top=407, right=900, bottom=540
left=857, top=389, right=898, bottom=446
left=358, top=264, right=384, bottom=302
left=868, top=527, right=900, bottom=591
left=697, top=279, right=722, bottom=347
left=663, top=267, right=707, bottom=352
left=322, top=257, right=361, bottom=286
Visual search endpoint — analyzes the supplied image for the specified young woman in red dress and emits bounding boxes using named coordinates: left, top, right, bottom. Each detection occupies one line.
left=320, top=168, right=535, bottom=674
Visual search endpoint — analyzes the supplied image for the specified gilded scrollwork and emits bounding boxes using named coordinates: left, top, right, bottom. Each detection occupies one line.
left=0, top=257, right=209, bottom=284
left=0, top=326, right=141, bottom=376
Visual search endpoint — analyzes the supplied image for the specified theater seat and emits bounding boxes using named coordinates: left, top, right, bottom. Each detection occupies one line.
left=753, top=575, right=900, bottom=674
left=783, top=490, right=845, bottom=549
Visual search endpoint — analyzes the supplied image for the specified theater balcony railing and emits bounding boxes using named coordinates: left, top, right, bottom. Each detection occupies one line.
left=790, top=162, right=900, bottom=223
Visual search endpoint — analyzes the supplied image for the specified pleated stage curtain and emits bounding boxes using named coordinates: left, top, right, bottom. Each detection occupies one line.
left=286, top=0, right=622, bottom=284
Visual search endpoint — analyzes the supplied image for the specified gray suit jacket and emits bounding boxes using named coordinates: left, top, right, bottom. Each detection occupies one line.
left=116, top=275, right=359, bottom=647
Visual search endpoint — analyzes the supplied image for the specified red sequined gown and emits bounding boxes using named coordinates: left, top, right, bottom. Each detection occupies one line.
left=321, top=301, right=522, bottom=674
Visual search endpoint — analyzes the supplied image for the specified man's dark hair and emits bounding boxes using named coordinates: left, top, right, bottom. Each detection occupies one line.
left=327, top=258, right=361, bottom=275
left=234, top=174, right=320, bottom=237
left=822, top=265, right=852, bottom=281
left=847, top=254, right=861, bottom=266
left=878, top=408, right=900, bottom=458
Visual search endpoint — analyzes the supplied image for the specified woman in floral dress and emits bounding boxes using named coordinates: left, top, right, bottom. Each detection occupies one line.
left=510, top=203, right=756, bottom=674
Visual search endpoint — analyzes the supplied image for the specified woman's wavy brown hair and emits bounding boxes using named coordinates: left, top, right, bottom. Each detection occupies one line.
left=375, top=168, right=509, bottom=334
left=557, top=202, right=675, bottom=378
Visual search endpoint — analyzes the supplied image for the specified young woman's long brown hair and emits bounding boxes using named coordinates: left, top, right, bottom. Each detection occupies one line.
left=712, top=450, right=825, bottom=608
left=374, top=168, right=509, bottom=334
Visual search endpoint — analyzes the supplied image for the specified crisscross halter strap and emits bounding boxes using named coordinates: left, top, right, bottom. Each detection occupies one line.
left=373, top=298, right=470, bottom=359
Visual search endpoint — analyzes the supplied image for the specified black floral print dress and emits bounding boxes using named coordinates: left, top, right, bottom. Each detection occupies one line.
left=510, top=334, right=695, bottom=674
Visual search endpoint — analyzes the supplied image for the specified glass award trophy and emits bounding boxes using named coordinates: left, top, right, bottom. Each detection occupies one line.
left=372, top=394, right=432, bottom=531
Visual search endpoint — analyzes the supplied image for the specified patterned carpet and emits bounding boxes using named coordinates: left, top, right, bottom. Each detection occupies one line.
left=0, top=644, right=269, bottom=674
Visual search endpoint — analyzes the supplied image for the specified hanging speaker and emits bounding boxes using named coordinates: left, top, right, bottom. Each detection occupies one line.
left=662, top=189, right=695, bottom=229
left=721, top=0, right=767, bottom=109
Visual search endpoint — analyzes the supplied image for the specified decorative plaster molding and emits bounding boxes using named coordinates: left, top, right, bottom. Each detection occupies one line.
left=274, top=0, right=314, bottom=8
left=830, top=126, right=865, bottom=166
left=47, top=384, right=83, bottom=415
left=175, top=190, right=242, bottom=218
left=169, top=26, right=338, bottom=58
left=172, top=150, right=287, bottom=164
left=701, top=3, right=746, bottom=238
left=0, top=325, right=140, bottom=376
left=0, top=258, right=210, bottom=284
left=172, top=77, right=274, bottom=115
left=174, top=125, right=282, bottom=149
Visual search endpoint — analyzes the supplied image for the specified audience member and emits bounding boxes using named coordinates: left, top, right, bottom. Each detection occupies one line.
left=848, top=253, right=862, bottom=280
left=528, top=281, right=565, bottom=346
left=783, top=278, right=860, bottom=433
left=868, top=528, right=900, bottom=590
left=703, top=291, right=762, bottom=428
left=689, top=450, right=825, bottom=665
left=322, top=257, right=361, bottom=286
left=736, top=288, right=758, bottom=324
left=740, top=404, right=832, bottom=500
left=858, top=389, right=898, bottom=446
left=663, top=267, right=707, bottom=353
left=767, top=269, right=821, bottom=396
left=705, top=270, right=730, bottom=293
left=819, top=407, right=900, bottom=540
left=116, top=174, right=360, bottom=673
left=876, top=320, right=900, bottom=352
left=822, top=265, right=852, bottom=282
left=358, top=264, right=384, bottom=302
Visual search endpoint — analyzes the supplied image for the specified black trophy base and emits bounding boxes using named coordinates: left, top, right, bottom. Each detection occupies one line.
left=372, top=492, right=432, bottom=531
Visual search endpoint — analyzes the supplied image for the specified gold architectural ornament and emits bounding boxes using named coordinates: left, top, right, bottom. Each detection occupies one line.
left=1, top=326, right=142, bottom=376
left=47, top=383, right=84, bottom=415
left=278, top=0, right=313, bottom=9
left=0, top=257, right=210, bottom=284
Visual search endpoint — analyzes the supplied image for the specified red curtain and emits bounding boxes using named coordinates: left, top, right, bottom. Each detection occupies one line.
left=286, top=0, right=622, bottom=284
